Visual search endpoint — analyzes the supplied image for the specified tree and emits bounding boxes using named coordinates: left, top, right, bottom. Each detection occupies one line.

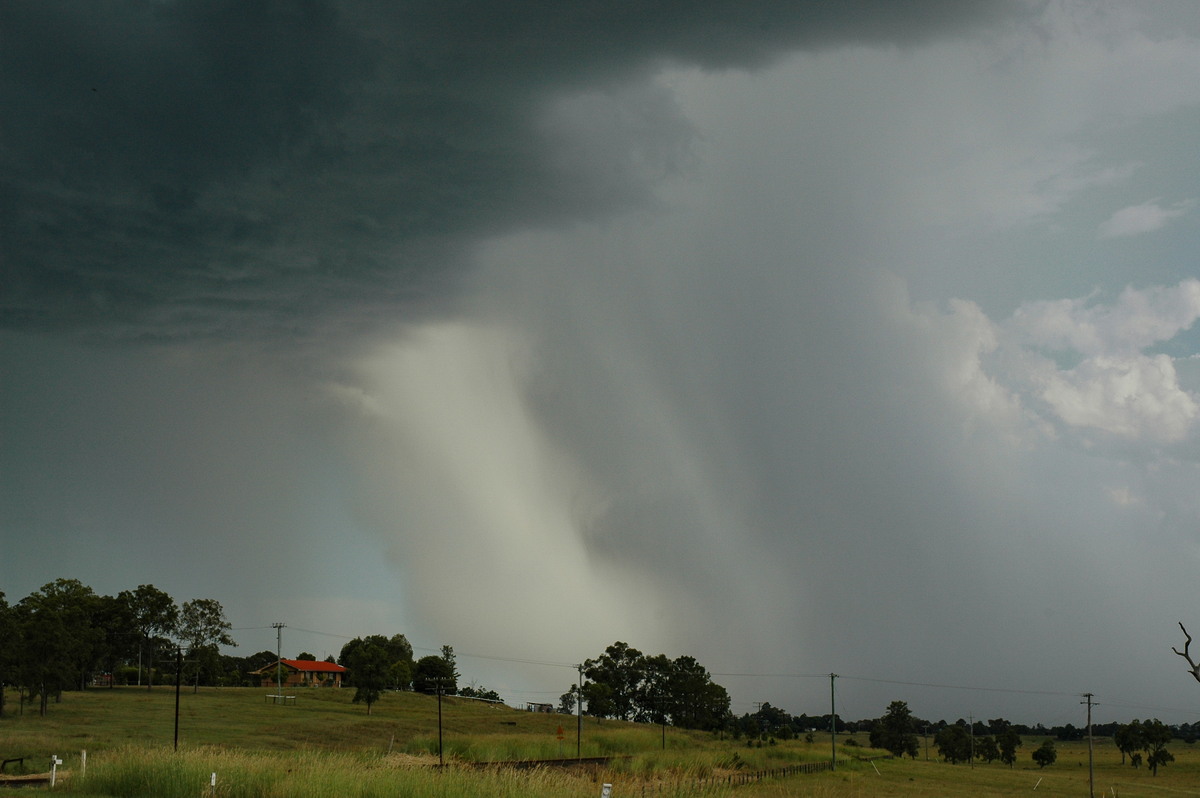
left=1032, top=740, right=1057, bottom=768
left=459, top=683, right=502, bottom=702
left=558, top=686, right=577, bottom=714
left=342, top=638, right=390, bottom=714
left=178, top=598, right=236, bottom=691
left=118, top=584, right=178, bottom=689
left=666, top=655, right=730, bottom=731
left=1114, top=720, right=1144, bottom=766
left=975, top=735, right=999, bottom=763
left=578, top=643, right=729, bottom=730
left=413, top=654, right=457, bottom=695
left=338, top=634, right=415, bottom=690
left=870, top=701, right=920, bottom=759
left=935, top=724, right=972, bottom=764
left=1142, top=719, right=1174, bottom=776
left=583, top=642, right=645, bottom=721
left=0, top=592, right=13, bottom=716
left=996, top=724, right=1022, bottom=768
left=15, top=579, right=104, bottom=711
left=1173, top=622, right=1200, bottom=683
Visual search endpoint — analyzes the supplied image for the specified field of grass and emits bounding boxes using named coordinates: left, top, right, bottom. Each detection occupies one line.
left=2, top=688, right=1199, bottom=796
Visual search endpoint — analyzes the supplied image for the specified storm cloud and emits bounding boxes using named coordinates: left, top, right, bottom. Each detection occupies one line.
left=5, top=1, right=1200, bottom=725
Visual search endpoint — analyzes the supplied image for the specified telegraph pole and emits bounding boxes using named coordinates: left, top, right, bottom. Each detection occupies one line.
left=1082, top=693, right=1095, bottom=798
left=272, top=622, right=285, bottom=701
left=576, top=664, right=584, bottom=759
left=174, top=646, right=182, bottom=751
left=968, top=714, right=975, bottom=769
left=830, top=673, right=838, bottom=772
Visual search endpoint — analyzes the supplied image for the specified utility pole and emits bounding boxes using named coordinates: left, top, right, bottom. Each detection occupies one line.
left=1082, top=693, right=1095, bottom=798
left=968, top=714, right=975, bottom=769
left=272, top=622, right=285, bottom=701
left=830, top=673, right=838, bottom=772
left=576, top=664, right=584, bottom=759
left=174, top=646, right=182, bottom=751
left=437, top=678, right=445, bottom=767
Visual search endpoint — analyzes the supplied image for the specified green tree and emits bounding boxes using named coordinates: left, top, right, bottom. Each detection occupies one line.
left=558, top=686, right=577, bottom=714
left=975, top=735, right=999, bottom=763
left=0, top=592, right=14, bottom=716
left=1032, top=739, right=1057, bottom=768
left=413, top=654, right=457, bottom=694
left=178, top=598, right=236, bottom=691
left=870, top=701, right=920, bottom=759
left=666, top=655, right=730, bottom=731
left=342, top=639, right=390, bottom=714
left=15, top=579, right=105, bottom=711
left=1143, top=719, right=1174, bottom=775
left=338, top=634, right=415, bottom=690
left=935, top=724, right=972, bottom=764
left=583, top=642, right=645, bottom=721
left=118, top=584, right=178, bottom=689
left=458, top=683, right=502, bottom=702
left=996, top=724, right=1022, bottom=768
left=1114, top=720, right=1144, bottom=765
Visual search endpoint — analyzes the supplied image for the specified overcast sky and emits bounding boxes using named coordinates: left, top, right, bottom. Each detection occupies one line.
left=5, top=0, right=1200, bottom=726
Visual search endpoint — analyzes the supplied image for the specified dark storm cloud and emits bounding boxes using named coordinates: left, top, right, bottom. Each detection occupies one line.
left=1, top=0, right=1022, bottom=337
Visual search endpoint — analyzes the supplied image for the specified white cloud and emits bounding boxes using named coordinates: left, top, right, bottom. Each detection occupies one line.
left=991, top=280, right=1200, bottom=443
left=1038, top=353, right=1198, bottom=442
left=1099, top=198, right=1194, bottom=238
left=1010, top=279, right=1200, bottom=356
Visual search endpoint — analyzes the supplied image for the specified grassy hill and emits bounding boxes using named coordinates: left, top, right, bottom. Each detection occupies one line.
left=3, top=688, right=1200, bottom=797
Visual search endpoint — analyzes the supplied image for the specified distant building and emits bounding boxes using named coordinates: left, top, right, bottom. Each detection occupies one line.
left=251, top=659, right=347, bottom=688
left=526, top=702, right=555, bottom=713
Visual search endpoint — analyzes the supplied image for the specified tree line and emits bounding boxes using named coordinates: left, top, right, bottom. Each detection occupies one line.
left=0, top=579, right=236, bottom=715
left=554, top=641, right=731, bottom=731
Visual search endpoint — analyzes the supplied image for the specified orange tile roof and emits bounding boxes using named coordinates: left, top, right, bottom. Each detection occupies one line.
left=276, top=659, right=348, bottom=673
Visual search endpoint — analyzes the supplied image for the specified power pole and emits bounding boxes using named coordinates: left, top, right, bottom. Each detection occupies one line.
left=830, top=673, right=838, bottom=772
left=968, top=714, right=974, bottom=769
left=1082, top=693, right=1095, bottom=798
left=272, top=622, right=286, bottom=701
left=437, top=678, right=444, bottom=767
left=174, top=646, right=182, bottom=751
left=576, top=664, right=584, bottom=759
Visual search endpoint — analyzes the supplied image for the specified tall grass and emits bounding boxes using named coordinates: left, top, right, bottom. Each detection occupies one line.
left=70, top=746, right=627, bottom=798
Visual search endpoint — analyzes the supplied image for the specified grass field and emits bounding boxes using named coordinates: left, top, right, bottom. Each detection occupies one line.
left=2, top=688, right=1199, bottom=796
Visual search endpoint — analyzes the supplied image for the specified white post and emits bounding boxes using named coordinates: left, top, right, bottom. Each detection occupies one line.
left=211, top=771, right=217, bottom=797
left=81, top=749, right=87, bottom=780
left=49, top=755, right=62, bottom=788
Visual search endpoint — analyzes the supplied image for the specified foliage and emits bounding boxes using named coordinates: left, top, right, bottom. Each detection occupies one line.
left=996, top=724, right=1022, bottom=767
left=338, top=634, right=415, bottom=691
left=1143, top=718, right=1175, bottom=775
left=341, top=639, right=391, bottom=714
left=458, top=684, right=502, bottom=702
left=869, top=700, right=919, bottom=759
left=580, top=642, right=730, bottom=731
left=1032, top=739, right=1057, bottom=768
left=935, top=724, right=972, bottom=764
left=117, top=584, right=179, bottom=689
left=413, top=654, right=457, bottom=695
left=1115, top=719, right=1144, bottom=765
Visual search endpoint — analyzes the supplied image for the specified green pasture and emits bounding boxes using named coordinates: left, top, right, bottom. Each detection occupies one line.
left=3, top=688, right=1199, bottom=796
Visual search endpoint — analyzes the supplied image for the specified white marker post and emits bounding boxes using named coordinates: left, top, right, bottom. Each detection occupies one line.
left=600, top=783, right=612, bottom=798
left=211, top=771, right=217, bottom=796
left=50, top=755, right=63, bottom=788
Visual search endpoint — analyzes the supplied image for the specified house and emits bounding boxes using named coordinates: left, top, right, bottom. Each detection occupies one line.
left=252, top=659, right=347, bottom=688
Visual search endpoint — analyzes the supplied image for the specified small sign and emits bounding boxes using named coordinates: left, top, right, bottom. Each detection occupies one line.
left=600, top=783, right=612, bottom=798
